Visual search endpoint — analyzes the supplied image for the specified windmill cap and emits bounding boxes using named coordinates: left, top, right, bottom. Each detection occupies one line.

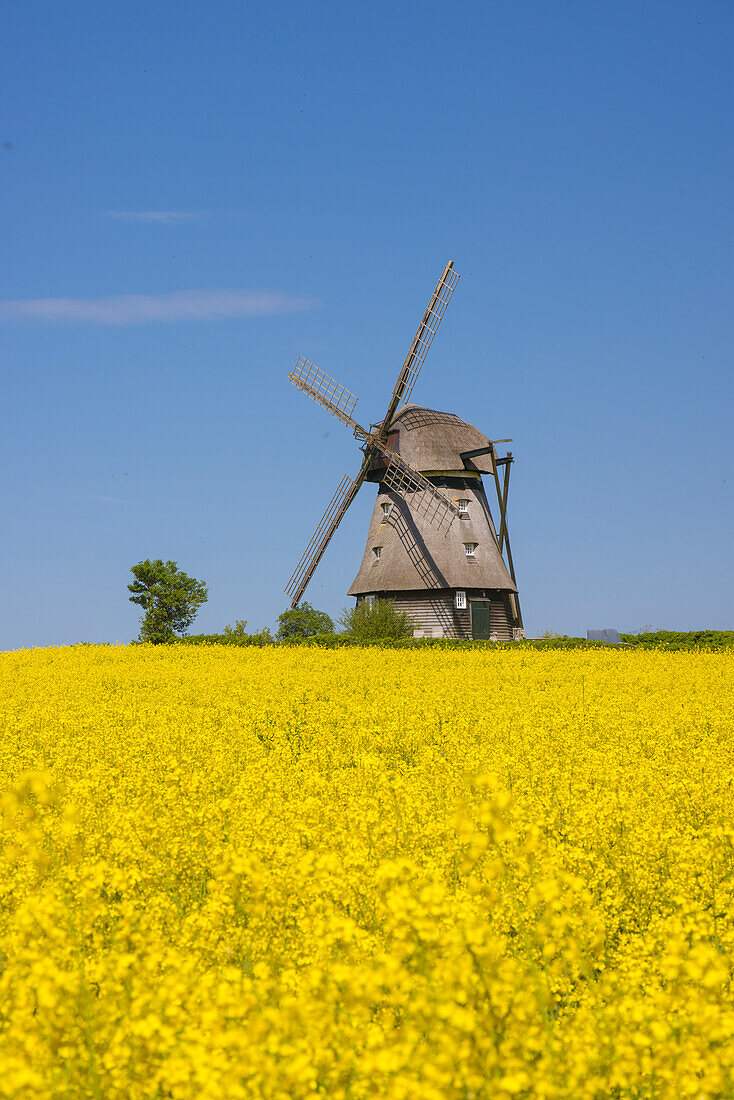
left=383, top=404, right=497, bottom=475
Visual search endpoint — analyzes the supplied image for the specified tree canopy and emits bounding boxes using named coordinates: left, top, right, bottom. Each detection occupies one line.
left=339, top=599, right=414, bottom=641
left=276, top=602, right=334, bottom=640
left=128, top=559, right=208, bottom=643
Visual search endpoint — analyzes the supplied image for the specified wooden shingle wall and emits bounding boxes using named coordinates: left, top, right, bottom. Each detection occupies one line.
left=359, top=589, right=516, bottom=640
left=390, top=590, right=469, bottom=639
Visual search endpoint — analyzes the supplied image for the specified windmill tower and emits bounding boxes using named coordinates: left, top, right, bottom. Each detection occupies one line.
left=285, top=262, right=524, bottom=640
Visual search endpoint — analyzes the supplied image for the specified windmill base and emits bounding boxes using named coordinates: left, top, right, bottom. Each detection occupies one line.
left=357, top=589, right=522, bottom=641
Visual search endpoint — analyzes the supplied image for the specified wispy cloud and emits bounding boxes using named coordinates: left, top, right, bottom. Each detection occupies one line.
left=105, top=210, right=202, bottom=223
left=0, top=288, right=317, bottom=325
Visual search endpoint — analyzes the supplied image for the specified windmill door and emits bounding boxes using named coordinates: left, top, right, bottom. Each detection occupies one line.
left=471, top=600, right=491, bottom=640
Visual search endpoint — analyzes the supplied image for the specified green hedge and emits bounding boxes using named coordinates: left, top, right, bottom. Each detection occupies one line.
left=619, top=630, right=734, bottom=651
left=179, top=631, right=273, bottom=647
left=176, top=629, right=733, bottom=651
left=179, top=632, right=604, bottom=651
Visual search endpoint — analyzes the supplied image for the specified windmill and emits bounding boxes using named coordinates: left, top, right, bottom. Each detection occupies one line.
left=285, top=262, right=524, bottom=640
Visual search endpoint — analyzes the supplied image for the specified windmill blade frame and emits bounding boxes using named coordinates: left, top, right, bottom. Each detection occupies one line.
left=289, top=356, right=459, bottom=542
left=285, top=469, right=367, bottom=607
left=377, top=447, right=459, bottom=536
left=289, top=357, right=371, bottom=441
left=285, top=261, right=463, bottom=604
left=380, top=261, right=460, bottom=436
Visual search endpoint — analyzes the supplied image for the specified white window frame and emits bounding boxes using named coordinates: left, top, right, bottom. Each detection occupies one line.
left=457, top=499, right=469, bottom=514
left=381, top=502, right=391, bottom=517
left=373, top=546, right=382, bottom=560
left=365, top=594, right=376, bottom=608
left=464, top=542, right=477, bottom=557
left=455, top=590, right=467, bottom=610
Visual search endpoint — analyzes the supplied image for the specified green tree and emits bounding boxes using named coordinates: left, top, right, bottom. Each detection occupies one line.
left=221, top=620, right=274, bottom=646
left=338, top=599, right=414, bottom=641
left=222, top=619, right=249, bottom=638
left=128, top=559, right=208, bottom=643
left=276, top=601, right=334, bottom=641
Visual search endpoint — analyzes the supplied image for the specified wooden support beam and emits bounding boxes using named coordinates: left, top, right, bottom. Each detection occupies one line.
left=491, top=447, right=505, bottom=549
left=491, top=450, right=523, bottom=630
left=497, top=454, right=512, bottom=555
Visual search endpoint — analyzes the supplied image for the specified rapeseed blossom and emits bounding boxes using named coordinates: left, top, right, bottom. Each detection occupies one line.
left=0, top=644, right=733, bottom=1097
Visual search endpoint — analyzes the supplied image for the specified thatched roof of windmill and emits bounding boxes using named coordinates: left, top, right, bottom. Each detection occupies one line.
left=381, top=404, right=496, bottom=475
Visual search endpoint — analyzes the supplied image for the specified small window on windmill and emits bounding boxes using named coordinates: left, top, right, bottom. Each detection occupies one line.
left=464, top=542, right=477, bottom=558
left=381, top=502, right=391, bottom=518
left=365, top=594, right=376, bottom=608
left=457, top=499, right=469, bottom=514
left=455, top=590, right=467, bottom=610
left=373, top=546, right=382, bottom=561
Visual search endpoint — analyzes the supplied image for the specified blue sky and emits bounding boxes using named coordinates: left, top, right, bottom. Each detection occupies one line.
left=2, top=0, right=732, bottom=647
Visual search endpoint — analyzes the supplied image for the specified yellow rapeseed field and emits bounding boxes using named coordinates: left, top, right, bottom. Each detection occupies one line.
left=1, top=644, right=733, bottom=1099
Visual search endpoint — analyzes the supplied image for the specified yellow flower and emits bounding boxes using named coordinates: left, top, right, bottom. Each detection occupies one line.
left=0, top=644, right=732, bottom=1097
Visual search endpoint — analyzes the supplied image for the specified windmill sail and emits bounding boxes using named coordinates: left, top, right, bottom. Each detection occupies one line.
left=288, top=358, right=368, bottom=440
left=376, top=447, right=459, bottom=535
left=381, top=261, right=460, bottom=434
left=285, top=473, right=362, bottom=606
